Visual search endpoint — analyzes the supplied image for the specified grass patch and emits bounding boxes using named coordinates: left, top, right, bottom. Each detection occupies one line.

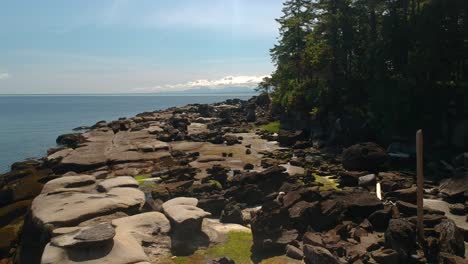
left=133, top=174, right=158, bottom=189
left=206, top=231, right=253, bottom=263
left=260, top=121, right=281, bottom=133
left=134, top=174, right=151, bottom=184
left=312, top=173, right=339, bottom=191
left=169, top=231, right=253, bottom=264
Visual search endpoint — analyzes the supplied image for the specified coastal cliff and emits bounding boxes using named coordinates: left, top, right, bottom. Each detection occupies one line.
left=0, top=95, right=466, bottom=264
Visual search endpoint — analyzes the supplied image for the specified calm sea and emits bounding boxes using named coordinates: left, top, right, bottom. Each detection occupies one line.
left=0, top=94, right=254, bottom=173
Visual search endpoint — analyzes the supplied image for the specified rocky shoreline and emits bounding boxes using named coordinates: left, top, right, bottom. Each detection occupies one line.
left=0, top=95, right=466, bottom=264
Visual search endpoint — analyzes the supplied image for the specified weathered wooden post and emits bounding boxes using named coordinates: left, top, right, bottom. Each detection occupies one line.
left=416, top=130, right=425, bottom=242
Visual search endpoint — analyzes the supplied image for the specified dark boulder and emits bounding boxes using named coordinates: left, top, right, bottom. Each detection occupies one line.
left=209, top=257, right=235, bottom=264
left=342, top=142, right=388, bottom=172
left=368, top=207, right=392, bottom=231
left=56, top=133, right=86, bottom=148
left=384, top=219, right=416, bottom=262
left=385, top=187, right=417, bottom=203
left=278, top=130, right=305, bottom=147
left=371, top=248, right=399, bottom=264
left=435, top=219, right=465, bottom=257
left=303, top=245, right=339, bottom=264
left=286, top=244, right=304, bottom=260
left=220, top=202, right=244, bottom=225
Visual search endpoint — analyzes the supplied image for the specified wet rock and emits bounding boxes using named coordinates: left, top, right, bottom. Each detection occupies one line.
left=342, top=142, right=388, bottom=172
left=56, top=133, right=86, bottom=148
left=384, top=219, right=416, bottom=262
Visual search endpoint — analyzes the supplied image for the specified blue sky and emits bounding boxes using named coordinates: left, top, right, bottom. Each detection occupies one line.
left=0, top=0, right=283, bottom=94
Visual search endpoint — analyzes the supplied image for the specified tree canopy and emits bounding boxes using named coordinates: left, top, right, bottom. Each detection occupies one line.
left=263, top=0, right=468, bottom=146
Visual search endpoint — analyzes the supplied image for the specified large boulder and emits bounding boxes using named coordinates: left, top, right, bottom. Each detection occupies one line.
left=162, top=198, right=211, bottom=233
left=32, top=187, right=145, bottom=229
left=342, top=142, right=388, bottom=172
left=278, top=130, right=305, bottom=147
left=162, top=197, right=211, bottom=255
left=384, top=219, right=416, bottom=262
left=435, top=219, right=465, bottom=257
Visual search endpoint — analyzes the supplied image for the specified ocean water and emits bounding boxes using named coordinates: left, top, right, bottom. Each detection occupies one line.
left=0, top=94, right=254, bottom=173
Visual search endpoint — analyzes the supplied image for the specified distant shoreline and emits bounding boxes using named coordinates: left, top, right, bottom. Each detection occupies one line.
left=0, top=92, right=258, bottom=97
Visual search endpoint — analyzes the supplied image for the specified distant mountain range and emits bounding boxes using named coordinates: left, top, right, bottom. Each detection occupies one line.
left=154, top=86, right=258, bottom=95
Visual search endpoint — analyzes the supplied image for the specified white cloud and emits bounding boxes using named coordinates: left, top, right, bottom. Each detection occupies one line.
left=137, top=75, right=269, bottom=92
left=0, top=73, right=10, bottom=80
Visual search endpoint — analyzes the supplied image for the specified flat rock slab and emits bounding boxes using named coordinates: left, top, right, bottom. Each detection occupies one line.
left=112, top=212, right=171, bottom=240
left=439, top=175, right=468, bottom=198
left=58, top=130, right=171, bottom=172
left=424, top=199, right=468, bottom=237
left=32, top=187, right=145, bottom=228
left=41, top=175, right=96, bottom=194
left=52, top=223, right=115, bottom=248
left=97, top=176, right=138, bottom=192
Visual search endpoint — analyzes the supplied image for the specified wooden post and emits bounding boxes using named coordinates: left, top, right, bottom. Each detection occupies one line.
left=416, top=130, right=425, bottom=242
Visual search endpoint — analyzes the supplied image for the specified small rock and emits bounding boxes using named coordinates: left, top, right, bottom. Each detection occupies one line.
left=286, top=244, right=304, bottom=260
left=371, top=248, right=399, bottom=264
left=220, top=203, right=245, bottom=225
left=358, top=174, right=376, bottom=186
left=449, top=203, right=465, bottom=216
left=210, top=257, right=235, bottom=264
left=243, top=163, right=254, bottom=170
left=303, top=245, right=339, bottom=264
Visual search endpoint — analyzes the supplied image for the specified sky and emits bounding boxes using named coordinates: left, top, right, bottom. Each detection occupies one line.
left=0, top=0, right=284, bottom=94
